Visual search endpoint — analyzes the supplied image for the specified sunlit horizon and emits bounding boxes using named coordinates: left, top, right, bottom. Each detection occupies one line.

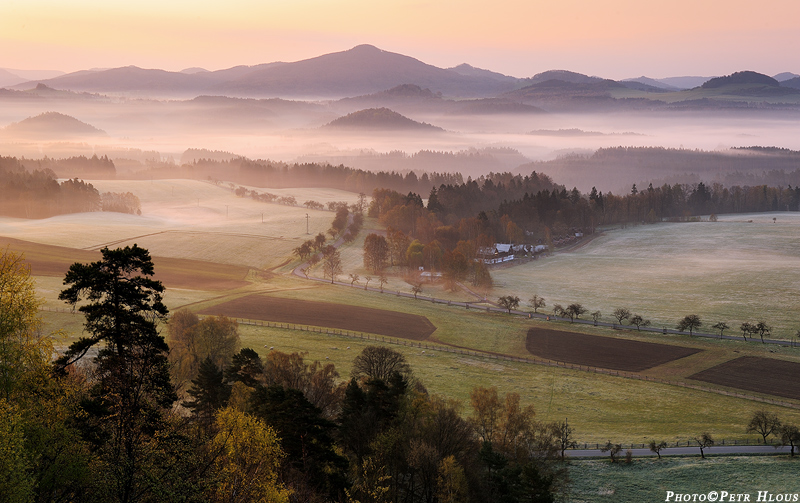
left=2, top=0, right=799, bottom=80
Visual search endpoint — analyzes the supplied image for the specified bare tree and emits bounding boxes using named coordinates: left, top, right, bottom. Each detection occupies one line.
left=498, top=295, right=521, bottom=314
left=630, top=314, right=651, bottom=330
left=755, top=321, right=771, bottom=343
left=564, top=303, right=587, bottom=322
left=551, top=419, right=577, bottom=459
left=648, top=440, right=667, bottom=459
left=712, top=322, right=729, bottom=337
left=591, top=310, right=602, bottom=326
left=780, top=424, right=800, bottom=457
left=613, top=307, right=631, bottom=325
left=552, top=304, right=564, bottom=318
left=351, top=345, right=411, bottom=382
left=601, top=441, right=622, bottom=463
left=379, top=274, right=388, bottom=292
left=695, top=432, right=714, bottom=459
left=677, top=314, right=702, bottom=336
left=349, top=273, right=360, bottom=287
left=746, top=410, right=781, bottom=444
left=740, top=322, right=753, bottom=341
left=363, top=275, right=372, bottom=290
left=322, top=245, right=342, bottom=284
left=529, top=294, right=546, bottom=313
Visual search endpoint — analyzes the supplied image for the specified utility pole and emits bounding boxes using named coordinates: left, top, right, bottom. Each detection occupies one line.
left=306, top=213, right=310, bottom=234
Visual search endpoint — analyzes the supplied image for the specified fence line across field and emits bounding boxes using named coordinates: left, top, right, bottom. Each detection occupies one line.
left=224, top=316, right=800, bottom=411
left=43, top=306, right=799, bottom=411
left=43, top=306, right=799, bottom=446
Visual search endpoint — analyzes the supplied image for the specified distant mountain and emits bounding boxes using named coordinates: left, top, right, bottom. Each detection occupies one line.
left=447, top=64, right=520, bottom=84
left=499, top=78, right=648, bottom=112
left=774, top=72, right=800, bottom=82
left=324, top=108, right=444, bottom=131
left=526, top=70, right=603, bottom=85
left=3, top=112, right=106, bottom=137
left=0, top=68, right=25, bottom=88
left=2, top=68, right=65, bottom=82
left=781, top=77, right=800, bottom=90
left=619, top=80, right=671, bottom=93
left=622, top=76, right=681, bottom=91
left=180, top=67, right=210, bottom=74
left=698, top=71, right=800, bottom=97
left=214, top=45, right=523, bottom=98
left=12, top=45, right=523, bottom=99
left=656, top=76, right=713, bottom=89
left=13, top=66, right=219, bottom=95
left=702, top=71, right=780, bottom=88
left=12, top=63, right=284, bottom=97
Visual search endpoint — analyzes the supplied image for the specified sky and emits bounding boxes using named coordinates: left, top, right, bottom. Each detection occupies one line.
left=2, top=0, right=798, bottom=79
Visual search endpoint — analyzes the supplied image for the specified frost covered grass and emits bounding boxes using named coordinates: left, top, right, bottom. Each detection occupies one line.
left=491, top=213, right=800, bottom=338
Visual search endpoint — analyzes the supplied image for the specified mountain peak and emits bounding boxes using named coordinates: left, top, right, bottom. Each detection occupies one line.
left=325, top=107, right=444, bottom=131
left=348, top=44, right=382, bottom=53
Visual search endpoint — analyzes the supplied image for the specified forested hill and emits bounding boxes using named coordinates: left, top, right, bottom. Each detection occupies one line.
left=525, top=146, right=800, bottom=192
left=0, top=155, right=138, bottom=218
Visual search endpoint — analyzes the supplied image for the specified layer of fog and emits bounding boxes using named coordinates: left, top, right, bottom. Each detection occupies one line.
left=2, top=93, right=800, bottom=193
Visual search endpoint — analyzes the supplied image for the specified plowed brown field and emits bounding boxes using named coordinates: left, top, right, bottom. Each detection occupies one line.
left=201, top=294, right=436, bottom=340
left=689, top=356, right=800, bottom=401
left=1, top=236, right=250, bottom=290
left=526, top=327, right=701, bottom=372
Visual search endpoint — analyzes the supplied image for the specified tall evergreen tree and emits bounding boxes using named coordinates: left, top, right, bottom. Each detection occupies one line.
left=185, top=357, right=231, bottom=427
left=57, top=245, right=176, bottom=503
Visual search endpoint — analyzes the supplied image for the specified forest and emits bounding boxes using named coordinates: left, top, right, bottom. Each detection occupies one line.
left=1, top=246, right=566, bottom=503
left=0, top=156, right=139, bottom=217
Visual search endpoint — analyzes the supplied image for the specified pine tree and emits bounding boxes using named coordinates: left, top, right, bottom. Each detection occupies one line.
left=186, top=357, right=231, bottom=427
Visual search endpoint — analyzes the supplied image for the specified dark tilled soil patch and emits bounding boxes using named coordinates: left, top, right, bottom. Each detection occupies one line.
left=689, top=356, right=800, bottom=401
left=0, top=236, right=249, bottom=291
left=201, top=294, right=436, bottom=340
left=526, top=327, right=701, bottom=372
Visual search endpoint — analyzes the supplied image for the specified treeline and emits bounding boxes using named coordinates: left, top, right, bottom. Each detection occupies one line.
left=361, top=174, right=800, bottom=293
left=499, top=181, right=800, bottom=234
left=21, top=154, right=116, bottom=179
left=363, top=172, right=562, bottom=288
left=2, top=246, right=566, bottom=502
left=0, top=156, right=139, bottom=218
left=531, top=146, right=800, bottom=193
left=294, top=147, right=531, bottom=178
left=145, top=156, right=466, bottom=194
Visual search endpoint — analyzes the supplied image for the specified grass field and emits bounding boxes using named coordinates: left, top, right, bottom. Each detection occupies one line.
left=568, top=456, right=800, bottom=502
left=491, top=213, right=800, bottom=339
left=0, top=179, right=359, bottom=269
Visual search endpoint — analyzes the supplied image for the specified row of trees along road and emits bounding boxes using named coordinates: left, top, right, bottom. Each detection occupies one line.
left=2, top=245, right=575, bottom=502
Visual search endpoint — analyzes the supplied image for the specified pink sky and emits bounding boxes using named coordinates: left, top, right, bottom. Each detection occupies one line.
left=1, top=0, right=798, bottom=79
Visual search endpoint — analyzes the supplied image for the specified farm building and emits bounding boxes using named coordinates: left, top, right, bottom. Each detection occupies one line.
left=477, top=243, right=547, bottom=264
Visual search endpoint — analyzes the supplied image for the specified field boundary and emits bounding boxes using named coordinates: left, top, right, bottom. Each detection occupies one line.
left=292, top=267, right=800, bottom=347
left=42, top=305, right=800, bottom=411
left=44, top=307, right=800, bottom=445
